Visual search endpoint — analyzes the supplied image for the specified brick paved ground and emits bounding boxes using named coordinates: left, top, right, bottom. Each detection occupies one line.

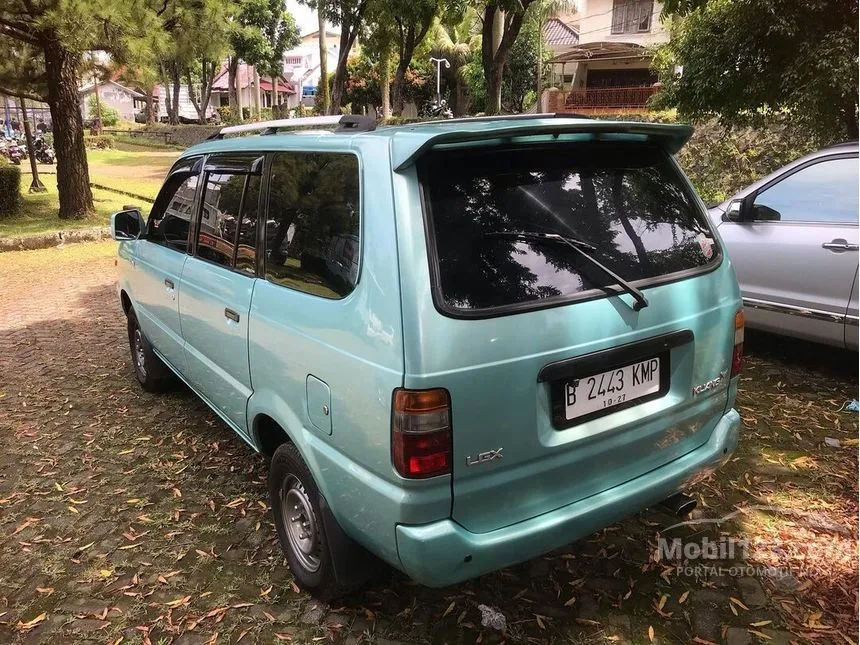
left=0, top=242, right=856, bottom=644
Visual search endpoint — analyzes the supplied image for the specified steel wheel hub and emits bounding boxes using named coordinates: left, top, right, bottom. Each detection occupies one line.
left=133, top=329, right=146, bottom=378
left=280, top=475, right=321, bottom=572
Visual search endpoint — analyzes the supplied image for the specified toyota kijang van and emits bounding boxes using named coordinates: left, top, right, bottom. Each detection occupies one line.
left=111, top=114, right=743, bottom=598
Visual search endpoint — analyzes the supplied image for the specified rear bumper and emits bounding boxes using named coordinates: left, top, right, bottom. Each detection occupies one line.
left=395, top=408, right=740, bottom=587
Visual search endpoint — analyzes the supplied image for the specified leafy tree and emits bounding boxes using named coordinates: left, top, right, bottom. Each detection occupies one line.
left=389, top=0, right=438, bottom=115
left=528, top=0, right=573, bottom=98
left=0, top=0, right=154, bottom=218
left=316, top=8, right=331, bottom=114
left=653, top=0, right=858, bottom=142
left=430, top=8, right=479, bottom=116
left=479, top=0, right=539, bottom=115
left=500, top=17, right=550, bottom=112
left=461, top=16, right=548, bottom=113
left=362, top=4, right=398, bottom=117
left=303, top=0, right=370, bottom=114
left=229, top=0, right=300, bottom=120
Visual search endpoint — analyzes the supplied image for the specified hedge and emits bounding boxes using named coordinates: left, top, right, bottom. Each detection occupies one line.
left=84, top=134, right=115, bottom=149
left=0, top=163, right=21, bottom=218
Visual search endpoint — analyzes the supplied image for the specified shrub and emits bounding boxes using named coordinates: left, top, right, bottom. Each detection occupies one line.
left=217, top=106, right=236, bottom=124
left=0, top=164, right=21, bottom=218
left=591, top=111, right=818, bottom=206
left=84, top=134, right=115, bottom=149
left=86, top=95, right=120, bottom=126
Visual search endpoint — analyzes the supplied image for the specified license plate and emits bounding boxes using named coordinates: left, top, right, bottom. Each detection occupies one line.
left=564, top=357, right=661, bottom=421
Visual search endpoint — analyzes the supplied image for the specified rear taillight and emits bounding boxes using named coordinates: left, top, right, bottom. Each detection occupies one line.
left=392, top=388, right=452, bottom=478
left=731, top=310, right=744, bottom=377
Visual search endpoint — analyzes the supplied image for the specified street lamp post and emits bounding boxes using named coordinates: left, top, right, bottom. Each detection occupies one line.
left=429, top=57, right=450, bottom=107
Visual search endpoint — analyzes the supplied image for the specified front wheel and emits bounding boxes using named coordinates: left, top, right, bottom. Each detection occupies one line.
left=126, top=308, right=176, bottom=392
left=269, top=442, right=344, bottom=599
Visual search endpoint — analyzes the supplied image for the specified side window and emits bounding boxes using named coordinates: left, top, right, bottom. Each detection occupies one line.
left=754, top=157, right=859, bottom=223
left=235, top=176, right=260, bottom=275
left=147, top=160, right=200, bottom=252
left=196, top=172, right=244, bottom=269
left=265, top=152, right=360, bottom=298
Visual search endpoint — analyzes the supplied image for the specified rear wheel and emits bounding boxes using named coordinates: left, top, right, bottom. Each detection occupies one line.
left=269, top=442, right=344, bottom=599
left=126, top=308, right=176, bottom=392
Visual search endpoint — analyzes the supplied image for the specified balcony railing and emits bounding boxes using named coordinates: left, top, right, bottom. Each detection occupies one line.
left=561, top=85, right=659, bottom=112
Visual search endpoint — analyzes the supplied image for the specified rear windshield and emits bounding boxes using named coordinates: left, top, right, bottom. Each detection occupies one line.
left=421, top=143, right=719, bottom=314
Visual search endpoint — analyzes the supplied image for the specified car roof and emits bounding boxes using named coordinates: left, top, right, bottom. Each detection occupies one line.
left=180, top=114, right=695, bottom=171
left=714, top=141, right=858, bottom=210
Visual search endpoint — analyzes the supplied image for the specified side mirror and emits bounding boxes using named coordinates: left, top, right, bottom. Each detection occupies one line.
left=111, top=209, right=144, bottom=241
left=723, top=194, right=762, bottom=222
left=723, top=199, right=743, bottom=222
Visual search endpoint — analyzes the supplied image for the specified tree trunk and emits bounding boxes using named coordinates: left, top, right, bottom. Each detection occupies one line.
left=252, top=67, right=261, bottom=119
left=486, top=65, right=503, bottom=115
left=380, top=38, right=392, bottom=119
left=317, top=11, right=330, bottom=114
left=170, top=65, right=180, bottom=124
left=391, top=59, right=409, bottom=116
left=92, top=71, right=103, bottom=134
left=329, top=10, right=365, bottom=114
left=481, top=3, right=534, bottom=115
left=492, top=9, right=504, bottom=54
left=160, top=60, right=174, bottom=123
left=21, top=99, right=45, bottom=193
left=271, top=75, right=278, bottom=113
left=536, top=23, right=542, bottom=100
left=145, top=94, right=156, bottom=124
left=43, top=35, right=93, bottom=219
left=186, top=69, right=205, bottom=124
left=235, top=61, right=244, bottom=122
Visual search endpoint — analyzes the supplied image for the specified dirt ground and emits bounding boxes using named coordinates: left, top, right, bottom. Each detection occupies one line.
left=0, top=242, right=856, bottom=645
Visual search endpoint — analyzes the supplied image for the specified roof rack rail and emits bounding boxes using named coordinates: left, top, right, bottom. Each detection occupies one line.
left=207, top=114, right=376, bottom=140
left=400, top=112, right=593, bottom=128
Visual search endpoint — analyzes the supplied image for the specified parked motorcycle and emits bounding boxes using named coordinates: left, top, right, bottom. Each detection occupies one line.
left=32, top=136, right=56, bottom=164
left=423, top=99, right=454, bottom=120
left=5, top=138, right=22, bottom=165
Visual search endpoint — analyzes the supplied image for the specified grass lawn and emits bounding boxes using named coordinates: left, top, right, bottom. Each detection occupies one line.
left=87, top=148, right=178, bottom=201
left=0, top=174, right=130, bottom=238
left=0, top=147, right=179, bottom=238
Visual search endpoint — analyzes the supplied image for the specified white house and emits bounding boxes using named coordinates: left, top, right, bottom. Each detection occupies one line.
left=79, top=80, right=146, bottom=122
left=546, top=0, right=669, bottom=113
left=282, top=29, right=342, bottom=107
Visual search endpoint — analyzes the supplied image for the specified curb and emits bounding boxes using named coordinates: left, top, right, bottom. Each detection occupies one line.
left=0, top=226, right=111, bottom=253
left=89, top=183, right=154, bottom=204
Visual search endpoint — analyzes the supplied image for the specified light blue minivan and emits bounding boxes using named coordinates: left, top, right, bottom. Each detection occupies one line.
left=112, top=114, right=744, bottom=598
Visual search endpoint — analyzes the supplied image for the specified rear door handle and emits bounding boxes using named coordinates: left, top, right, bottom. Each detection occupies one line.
left=224, top=308, right=240, bottom=323
left=822, top=239, right=859, bottom=251
left=164, top=278, right=175, bottom=289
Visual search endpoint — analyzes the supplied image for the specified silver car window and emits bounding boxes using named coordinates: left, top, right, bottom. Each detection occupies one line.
left=754, top=157, right=858, bottom=224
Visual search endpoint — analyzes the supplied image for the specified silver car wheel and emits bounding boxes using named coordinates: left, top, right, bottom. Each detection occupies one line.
left=280, top=475, right=321, bottom=572
left=133, top=329, right=147, bottom=379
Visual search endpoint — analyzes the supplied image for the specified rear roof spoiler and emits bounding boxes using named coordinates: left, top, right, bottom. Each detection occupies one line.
left=391, top=121, right=694, bottom=172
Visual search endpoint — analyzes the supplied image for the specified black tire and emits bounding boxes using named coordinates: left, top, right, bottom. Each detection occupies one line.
left=269, top=442, right=344, bottom=600
left=126, top=308, right=176, bottom=392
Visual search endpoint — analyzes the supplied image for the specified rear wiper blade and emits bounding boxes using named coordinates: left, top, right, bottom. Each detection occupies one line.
left=484, top=230, right=649, bottom=311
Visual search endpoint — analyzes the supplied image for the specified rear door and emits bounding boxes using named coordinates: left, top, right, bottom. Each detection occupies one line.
left=718, top=154, right=858, bottom=347
left=410, top=142, right=739, bottom=533
left=179, top=154, right=262, bottom=436
left=130, top=157, right=202, bottom=371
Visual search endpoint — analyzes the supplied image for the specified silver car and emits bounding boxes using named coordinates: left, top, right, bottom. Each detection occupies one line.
left=710, top=142, right=858, bottom=349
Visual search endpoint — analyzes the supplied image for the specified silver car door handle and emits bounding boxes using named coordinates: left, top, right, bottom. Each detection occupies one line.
left=164, top=278, right=175, bottom=289
left=224, top=308, right=240, bottom=323
left=822, top=239, right=859, bottom=251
